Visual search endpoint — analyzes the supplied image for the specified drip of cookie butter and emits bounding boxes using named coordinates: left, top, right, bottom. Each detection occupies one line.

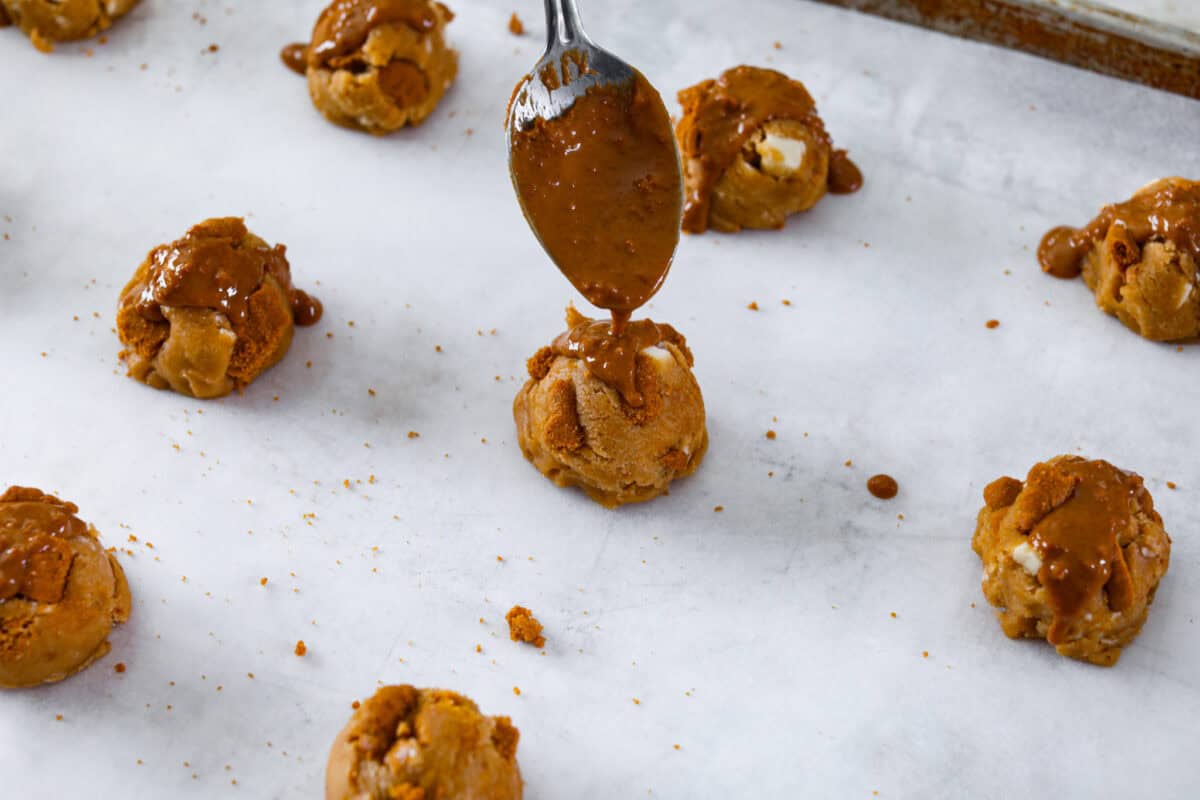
left=551, top=313, right=686, bottom=408
left=1038, top=178, right=1200, bottom=279
left=280, top=42, right=308, bottom=75
left=676, top=66, right=862, bottom=234
left=1026, top=459, right=1139, bottom=642
left=127, top=217, right=322, bottom=328
left=0, top=487, right=85, bottom=604
left=305, top=0, right=451, bottom=69
left=509, top=68, right=683, bottom=330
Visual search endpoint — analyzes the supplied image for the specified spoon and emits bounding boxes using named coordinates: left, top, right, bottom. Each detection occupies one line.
left=504, top=0, right=684, bottom=332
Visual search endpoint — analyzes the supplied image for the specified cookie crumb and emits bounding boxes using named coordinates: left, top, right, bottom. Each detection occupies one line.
left=294, top=640, right=307, bottom=657
left=114, top=663, right=127, bottom=674
left=765, top=430, right=776, bottom=440
left=505, top=605, right=546, bottom=648
left=513, top=686, right=521, bottom=696
left=408, top=431, right=420, bottom=439
left=867, top=474, right=899, bottom=499
left=747, top=301, right=759, bottom=311
left=260, top=577, right=268, bottom=586
left=508, top=12, right=524, bottom=35
left=1167, top=481, right=1177, bottom=489
left=985, top=319, right=1000, bottom=329
left=713, top=505, right=724, bottom=513
left=773, top=41, right=782, bottom=49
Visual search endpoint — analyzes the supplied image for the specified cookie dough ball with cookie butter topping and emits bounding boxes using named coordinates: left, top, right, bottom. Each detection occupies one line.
left=116, top=217, right=322, bottom=399
left=0, top=0, right=139, bottom=52
left=972, top=456, right=1170, bottom=666
left=1038, top=177, right=1199, bottom=341
left=326, top=684, right=522, bottom=800
left=282, top=0, right=457, bottom=135
left=0, top=487, right=131, bottom=689
left=514, top=307, right=707, bottom=509
left=675, top=66, right=862, bottom=234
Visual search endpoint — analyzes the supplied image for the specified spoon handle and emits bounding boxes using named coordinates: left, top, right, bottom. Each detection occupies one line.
left=544, top=0, right=589, bottom=48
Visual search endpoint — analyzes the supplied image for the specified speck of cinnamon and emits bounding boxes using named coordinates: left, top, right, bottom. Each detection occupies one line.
left=305, top=360, right=312, bottom=368
left=889, top=612, right=897, bottom=619
left=435, top=345, right=442, bottom=353
left=368, top=388, right=376, bottom=396
left=673, top=744, right=681, bottom=750
left=985, top=319, right=1000, bottom=329
left=114, top=663, right=126, bottom=673
left=765, top=430, right=776, bottom=440
left=294, top=640, right=307, bottom=657
left=407, top=431, right=420, bottom=439
left=781, top=299, right=792, bottom=306
left=844, top=460, right=853, bottom=467
left=773, top=40, right=782, bottom=49
left=922, top=651, right=929, bottom=659
left=55, top=714, right=63, bottom=721
left=1167, top=481, right=1177, bottom=489
left=632, top=698, right=641, bottom=705
left=505, top=605, right=546, bottom=648
left=207, top=43, right=219, bottom=52
left=747, top=301, right=759, bottom=311
left=496, top=555, right=504, bottom=562
left=713, top=505, right=724, bottom=513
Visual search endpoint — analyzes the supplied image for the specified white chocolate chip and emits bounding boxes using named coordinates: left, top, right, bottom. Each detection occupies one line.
left=1012, top=542, right=1042, bottom=576
left=756, top=133, right=807, bottom=178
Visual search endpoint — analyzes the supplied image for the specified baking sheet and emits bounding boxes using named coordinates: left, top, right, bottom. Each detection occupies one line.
left=2, top=0, right=1199, bottom=797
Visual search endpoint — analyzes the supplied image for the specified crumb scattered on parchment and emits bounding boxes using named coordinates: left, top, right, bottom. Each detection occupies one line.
left=765, top=430, right=776, bottom=440
left=114, top=663, right=126, bottom=673
left=986, top=319, right=1000, bottom=329
left=508, top=12, right=524, bottom=35
left=1167, top=481, right=1177, bottom=489
left=294, top=640, right=307, bottom=657
left=713, top=505, right=724, bottom=513
left=773, top=41, right=782, bottom=49
left=512, top=686, right=521, bottom=696
left=408, top=431, right=420, bottom=439
left=747, top=301, right=759, bottom=311
left=505, top=605, right=546, bottom=648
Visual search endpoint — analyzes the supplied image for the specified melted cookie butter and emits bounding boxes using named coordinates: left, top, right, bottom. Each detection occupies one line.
left=1028, top=459, right=1139, bottom=642
left=1038, top=178, right=1200, bottom=279
left=0, top=487, right=85, bottom=604
left=280, top=42, right=308, bottom=75
left=676, top=66, right=861, bottom=233
left=552, top=316, right=684, bottom=408
left=509, top=69, right=683, bottom=329
left=306, top=0, right=449, bottom=69
left=128, top=218, right=322, bottom=328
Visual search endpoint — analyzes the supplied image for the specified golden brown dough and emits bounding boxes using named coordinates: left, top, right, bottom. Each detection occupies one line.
left=285, top=0, right=458, bottom=135
left=1038, top=178, right=1199, bottom=342
left=0, top=487, right=130, bottom=689
left=514, top=308, right=707, bottom=509
left=326, top=684, right=522, bottom=800
left=0, top=0, right=139, bottom=51
left=972, top=456, right=1170, bottom=666
left=675, top=65, right=861, bottom=234
left=116, top=217, right=322, bottom=399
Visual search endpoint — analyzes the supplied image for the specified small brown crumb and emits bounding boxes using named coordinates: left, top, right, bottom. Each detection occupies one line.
left=260, top=577, right=268, bottom=586
left=407, top=431, right=420, bottom=439
left=985, top=319, right=1000, bottom=329
left=475, top=644, right=482, bottom=653
left=867, top=474, right=899, bottom=500
left=747, top=301, right=759, bottom=311
left=114, top=663, right=127, bottom=674
left=505, top=605, right=546, bottom=648
left=368, top=388, right=376, bottom=396
left=781, top=299, right=792, bottom=306
left=207, top=43, right=219, bottom=52
left=512, top=686, right=521, bottom=696
left=765, top=430, right=777, bottom=440
left=508, top=12, right=524, bottom=35
left=294, top=640, right=307, bottom=657
left=713, top=505, right=724, bottom=513
left=305, top=360, right=312, bottom=368
left=673, top=744, right=681, bottom=750
left=1167, top=481, right=1177, bottom=490
left=844, top=460, right=853, bottom=468
left=632, top=698, right=641, bottom=705
left=351, top=700, right=360, bottom=709
left=55, top=714, right=63, bottom=721
left=922, top=651, right=929, bottom=659
left=435, top=345, right=442, bottom=353
left=496, top=555, right=504, bottom=562
left=890, top=612, right=897, bottom=618
left=773, top=41, right=782, bottom=49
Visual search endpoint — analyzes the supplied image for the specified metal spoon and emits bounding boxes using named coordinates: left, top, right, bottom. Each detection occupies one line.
left=505, top=0, right=635, bottom=139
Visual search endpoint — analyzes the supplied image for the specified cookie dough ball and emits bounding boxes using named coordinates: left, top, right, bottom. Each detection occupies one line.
left=116, top=217, right=322, bottom=399
left=675, top=65, right=861, bottom=234
left=285, top=0, right=458, bottom=135
left=1038, top=177, right=1200, bottom=341
left=0, top=487, right=131, bottom=688
left=0, top=0, right=139, bottom=52
left=326, top=684, right=522, bottom=800
left=972, top=456, right=1170, bottom=666
left=514, top=308, right=707, bottom=508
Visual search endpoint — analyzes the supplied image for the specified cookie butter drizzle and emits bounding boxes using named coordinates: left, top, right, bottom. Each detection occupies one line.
left=509, top=63, right=684, bottom=407
left=1038, top=178, right=1200, bottom=279
left=0, top=487, right=83, bottom=603
left=280, top=42, right=308, bottom=75
left=128, top=218, right=322, bottom=327
left=1027, top=459, right=1139, bottom=642
left=294, top=0, right=447, bottom=70
left=675, top=66, right=862, bottom=234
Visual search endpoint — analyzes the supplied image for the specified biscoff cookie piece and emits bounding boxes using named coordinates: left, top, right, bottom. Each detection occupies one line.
left=675, top=65, right=861, bottom=234
left=282, top=0, right=457, bottom=135
left=326, top=685, right=522, bottom=800
left=0, top=487, right=131, bottom=689
left=0, top=0, right=139, bottom=52
left=972, top=456, right=1171, bottom=666
left=116, top=217, right=322, bottom=399
left=514, top=307, right=707, bottom=509
left=1038, top=177, right=1200, bottom=341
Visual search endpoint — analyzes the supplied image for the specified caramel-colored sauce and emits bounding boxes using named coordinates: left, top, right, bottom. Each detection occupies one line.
left=127, top=217, right=322, bottom=328
left=509, top=69, right=682, bottom=324
left=0, top=487, right=85, bottom=604
left=0, top=6, right=10, bottom=27
left=867, top=474, right=898, bottom=499
left=1028, top=459, right=1139, bottom=642
left=307, top=0, right=448, bottom=69
left=1038, top=177, right=1200, bottom=279
left=676, top=66, right=861, bottom=233
left=280, top=42, right=308, bottom=75
left=551, top=315, right=683, bottom=408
